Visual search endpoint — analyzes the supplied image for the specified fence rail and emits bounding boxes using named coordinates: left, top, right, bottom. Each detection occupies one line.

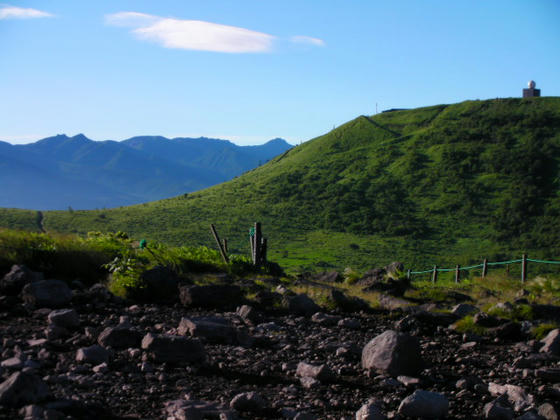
left=407, top=254, right=560, bottom=284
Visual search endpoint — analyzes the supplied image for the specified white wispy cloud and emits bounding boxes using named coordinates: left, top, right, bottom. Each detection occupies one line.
left=0, top=5, right=53, bottom=19
left=290, top=35, right=325, bottom=47
left=105, top=11, right=275, bottom=53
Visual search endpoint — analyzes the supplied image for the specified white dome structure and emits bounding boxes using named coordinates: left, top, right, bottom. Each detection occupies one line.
left=528, top=80, right=536, bottom=89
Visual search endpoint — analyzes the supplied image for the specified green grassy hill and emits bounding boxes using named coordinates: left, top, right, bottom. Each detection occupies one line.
left=2, top=97, right=560, bottom=273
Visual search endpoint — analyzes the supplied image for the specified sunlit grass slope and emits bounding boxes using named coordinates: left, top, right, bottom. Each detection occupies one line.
left=2, top=97, right=560, bottom=273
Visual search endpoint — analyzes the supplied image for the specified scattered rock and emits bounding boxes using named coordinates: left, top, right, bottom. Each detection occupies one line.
left=139, top=266, right=182, bottom=301
left=311, top=312, right=342, bottom=326
left=311, top=271, right=342, bottom=283
left=536, top=367, right=560, bottom=382
left=474, top=312, right=504, bottom=328
left=483, top=397, right=515, bottom=419
left=488, top=383, right=534, bottom=412
left=377, top=294, right=413, bottom=310
left=179, top=284, right=243, bottom=309
left=538, top=403, right=559, bottom=420
left=21, top=279, right=72, bottom=308
left=97, top=323, right=142, bottom=349
left=47, top=308, right=79, bottom=329
left=338, top=317, right=361, bottom=329
left=296, top=362, right=334, bottom=382
left=230, top=391, right=266, bottom=412
left=141, top=333, right=205, bottom=364
left=0, top=265, right=43, bottom=295
left=177, top=316, right=237, bottom=344
left=398, top=390, right=449, bottom=419
left=328, top=289, right=370, bottom=313
left=355, top=401, right=387, bottom=420
left=76, top=345, right=111, bottom=365
left=362, top=330, right=423, bottom=376
left=540, top=329, right=560, bottom=355
left=452, top=303, right=479, bottom=318
left=164, top=399, right=236, bottom=419
left=0, top=372, right=49, bottom=407
left=236, top=305, right=262, bottom=325
left=283, top=294, right=320, bottom=316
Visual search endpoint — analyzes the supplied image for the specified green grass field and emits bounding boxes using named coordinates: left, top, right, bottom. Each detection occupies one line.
left=2, top=97, right=560, bottom=274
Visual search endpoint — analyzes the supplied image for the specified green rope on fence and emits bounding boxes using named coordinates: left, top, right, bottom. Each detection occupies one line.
left=409, top=257, right=560, bottom=277
left=461, top=263, right=484, bottom=270
left=527, top=258, right=560, bottom=264
left=410, top=269, right=433, bottom=275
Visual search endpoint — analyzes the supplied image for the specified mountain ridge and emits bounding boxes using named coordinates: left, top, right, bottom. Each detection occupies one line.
left=0, top=134, right=292, bottom=210
left=1, top=97, right=559, bottom=272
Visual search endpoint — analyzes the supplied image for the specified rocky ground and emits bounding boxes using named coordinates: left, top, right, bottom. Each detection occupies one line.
left=0, top=265, right=559, bottom=419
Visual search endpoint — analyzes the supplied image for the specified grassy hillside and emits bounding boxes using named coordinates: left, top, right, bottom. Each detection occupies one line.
left=2, top=97, right=560, bottom=273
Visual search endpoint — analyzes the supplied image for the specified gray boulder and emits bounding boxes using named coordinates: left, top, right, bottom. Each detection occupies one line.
left=47, top=309, right=79, bottom=329
left=311, top=312, right=342, bottom=326
left=283, top=294, right=320, bottom=316
left=385, top=262, right=405, bottom=277
left=0, top=265, right=43, bottom=295
left=139, top=266, right=181, bottom=301
left=236, top=305, right=262, bottom=325
left=452, top=303, right=479, bottom=318
left=398, top=390, right=449, bottom=419
left=355, top=401, right=387, bottom=420
left=474, top=312, right=504, bottom=328
left=141, top=333, right=205, bottom=363
left=488, top=383, right=534, bottom=412
left=164, top=399, right=236, bottom=420
left=21, top=280, right=72, bottom=308
left=230, top=391, right=266, bottom=412
left=328, top=289, right=370, bottom=313
left=97, top=323, right=142, bottom=349
left=483, top=398, right=515, bottom=419
left=538, top=403, right=559, bottom=420
left=0, top=372, right=49, bottom=407
left=179, top=284, right=243, bottom=309
left=177, top=317, right=237, bottom=344
left=540, top=329, right=560, bottom=355
left=76, top=345, right=111, bottom=365
left=296, top=361, right=334, bottom=382
left=362, top=330, right=423, bottom=376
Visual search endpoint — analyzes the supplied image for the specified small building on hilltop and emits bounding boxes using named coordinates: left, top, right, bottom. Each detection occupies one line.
left=523, top=80, right=541, bottom=97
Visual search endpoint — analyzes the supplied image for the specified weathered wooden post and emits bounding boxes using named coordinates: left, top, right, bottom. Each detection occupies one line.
left=521, top=254, right=527, bottom=283
left=482, top=259, right=488, bottom=279
left=406, top=269, right=411, bottom=280
left=455, top=265, right=461, bottom=283
left=261, top=237, right=268, bottom=265
left=432, top=265, right=438, bottom=283
left=210, top=224, right=229, bottom=264
left=249, top=227, right=255, bottom=261
left=253, top=222, right=262, bottom=265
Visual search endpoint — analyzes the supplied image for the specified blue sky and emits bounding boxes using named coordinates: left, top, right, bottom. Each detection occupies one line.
left=1, top=1, right=559, bottom=145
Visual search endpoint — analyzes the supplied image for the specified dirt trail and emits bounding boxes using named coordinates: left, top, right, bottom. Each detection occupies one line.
left=37, top=211, right=46, bottom=233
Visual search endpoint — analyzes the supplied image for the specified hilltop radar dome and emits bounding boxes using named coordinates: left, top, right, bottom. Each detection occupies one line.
left=523, top=80, right=540, bottom=98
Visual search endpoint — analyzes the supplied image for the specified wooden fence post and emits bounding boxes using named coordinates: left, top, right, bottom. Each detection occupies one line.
left=261, top=237, right=268, bottom=265
left=432, top=265, right=438, bottom=283
left=252, top=222, right=262, bottom=266
left=407, top=269, right=411, bottom=280
left=210, top=224, right=229, bottom=264
left=482, top=259, right=488, bottom=279
left=521, top=254, right=527, bottom=283
left=455, top=265, right=461, bottom=283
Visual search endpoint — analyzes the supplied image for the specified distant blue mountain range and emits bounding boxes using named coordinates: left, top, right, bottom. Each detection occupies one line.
left=0, top=134, right=292, bottom=210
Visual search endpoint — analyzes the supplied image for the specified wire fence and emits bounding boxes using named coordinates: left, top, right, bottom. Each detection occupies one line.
left=407, top=254, right=560, bottom=284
